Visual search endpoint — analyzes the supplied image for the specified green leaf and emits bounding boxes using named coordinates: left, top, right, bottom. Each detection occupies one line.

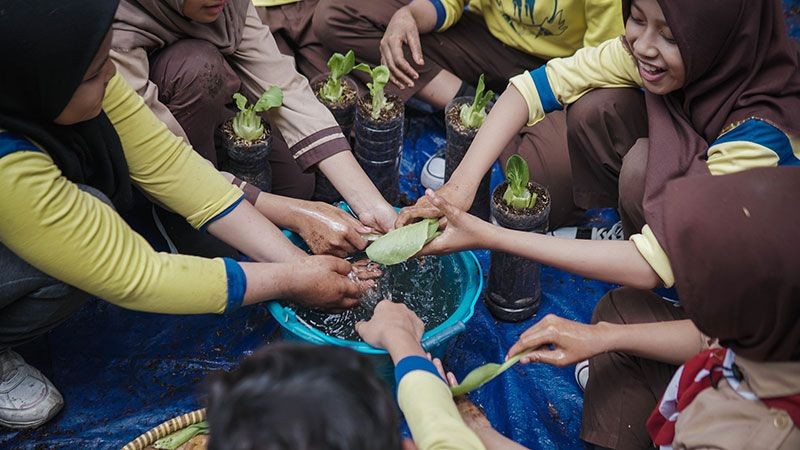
left=233, top=92, right=248, bottom=112
left=153, top=422, right=209, bottom=450
left=253, top=86, right=283, bottom=113
left=450, top=353, right=526, bottom=397
left=353, top=63, right=372, bottom=74
left=458, top=74, right=494, bottom=128
left=232, top=110, right=265, bottom=141
left=365, top=218, right=439, bottom=265
left=502, top=155, right=537, bottom=209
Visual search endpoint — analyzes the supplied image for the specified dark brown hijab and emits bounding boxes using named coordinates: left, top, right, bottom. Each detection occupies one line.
left=640, top=0, right=800, bottom=239
left=113, top=0, right=249, bottom=54
left=661, top=168, right=800, bottom=362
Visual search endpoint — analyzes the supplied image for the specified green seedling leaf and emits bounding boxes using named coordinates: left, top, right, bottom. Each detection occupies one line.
left=253, top=86, right=283, bottom=113
left=231, top=87, right=283, bottom=141
left=365, top=218, right=439, bottom=265
left=153, top=421, right=209, bottom=450
left=458, top=74, right=495, bottom=128
left=233, top=92, right=248, bottom=112
left=366, top=65, right=392, bottom=120
left=450, top=353, right=526, bottom=397
left=322, top=50, right=364, bottom=103
left=502, top=154, right=537, bottom=209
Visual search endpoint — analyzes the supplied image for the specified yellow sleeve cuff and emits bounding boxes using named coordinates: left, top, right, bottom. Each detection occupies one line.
left=630, top=225, right=675, bottom=288
left=509, top=74, right=547, bottom=127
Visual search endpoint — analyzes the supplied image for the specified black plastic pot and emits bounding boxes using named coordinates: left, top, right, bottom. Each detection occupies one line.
left=444, top=96, right=491, bottom=220
left=486, top=181, right=551, bottom=322
left=219, top=120, right=273, bottom=192
left=310, top=75, right=360, bottom=204
left=353, top=94, right=404, bottom=205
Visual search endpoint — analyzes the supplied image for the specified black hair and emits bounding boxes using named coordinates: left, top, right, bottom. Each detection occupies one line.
left=206, top=343, right=401, bottom=450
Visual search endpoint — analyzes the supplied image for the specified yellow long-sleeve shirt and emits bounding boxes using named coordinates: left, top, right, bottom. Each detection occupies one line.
left=509, top=37, right=800, bottom=287
left=396, top=356, right=486, bottom=450
left=0, top=72, right=247, bottom=314
left=430, top=0, right=624, bottom=60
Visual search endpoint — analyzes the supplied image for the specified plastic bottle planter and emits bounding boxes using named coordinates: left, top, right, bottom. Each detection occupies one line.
left=353, top=94, right=404, bottom=205
left=486, top=181, right=551, bottom=322
left=309, top=75, right=359, bottom=203
left=444, top=96, right=491, bottom=220
left=219, top=119, right=273, bottom=192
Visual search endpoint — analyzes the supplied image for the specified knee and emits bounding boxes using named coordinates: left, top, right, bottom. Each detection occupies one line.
left=590, top=287, right=643, bottom=325
left=618, top=138, right=647, bottom=212
left=567, top=88, right=644, bottom=135
left=151, top=39, right=240, bottom=103
left=311, top=0, right=350, bottom=51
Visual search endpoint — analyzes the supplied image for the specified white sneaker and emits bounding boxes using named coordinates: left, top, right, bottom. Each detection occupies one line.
left=549, top=221, right=624, bottom=240
left=0, top=350, right=63, bottom=429
left=421, top=152, right=445, bottom=190
left=575, top=359, right=589, bottom=391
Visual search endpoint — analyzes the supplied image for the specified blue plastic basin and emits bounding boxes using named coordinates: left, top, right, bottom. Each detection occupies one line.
left=267, top=204, right=483, bottom=386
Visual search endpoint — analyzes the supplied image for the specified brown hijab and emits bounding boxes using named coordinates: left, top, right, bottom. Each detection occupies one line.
left=639, top=0, right=800, bottom=240
left=113, top=0, right=249, bottom=54
left=661, top=168, right=800, bottom=362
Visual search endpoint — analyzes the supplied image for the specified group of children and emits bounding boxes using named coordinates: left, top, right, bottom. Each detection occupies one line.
left=0, top=0, right=797, bottom=449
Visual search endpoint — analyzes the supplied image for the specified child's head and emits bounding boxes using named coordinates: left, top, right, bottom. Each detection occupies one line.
left=206, top=343, right=402, bottom=450
left=181, top=0, right=229, bottom=23
left=625, top=0, right=684, bottom=95
left=54, top=31, right=116, bottom=125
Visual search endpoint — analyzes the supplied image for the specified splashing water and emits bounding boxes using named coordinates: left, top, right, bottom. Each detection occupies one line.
left=291, top=254, right=465, bottom=341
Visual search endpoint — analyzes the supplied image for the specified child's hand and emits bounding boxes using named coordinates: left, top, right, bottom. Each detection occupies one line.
left=506, top=314, right=608, bottom=367
left=395, top=183, right=470, bottom=228
left=417, top=189, right=491, bottom=256
left=356, top=300, right=424, bottom=355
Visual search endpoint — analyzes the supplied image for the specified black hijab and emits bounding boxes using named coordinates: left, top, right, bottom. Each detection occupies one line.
left=0, top=0, right=132, bottom=210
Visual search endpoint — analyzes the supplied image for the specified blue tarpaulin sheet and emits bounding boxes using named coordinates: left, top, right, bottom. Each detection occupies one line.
left=3, top=6, right=799, bottom=447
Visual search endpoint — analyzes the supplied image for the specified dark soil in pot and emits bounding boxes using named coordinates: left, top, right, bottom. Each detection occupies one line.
left=310, top=75, right=360, bottom=203
left=219, top=119, right=273, bottom=192
left=486, top=181, right=551, bottom=322
left=354, top=94, right=404, bottom=204
left=444, top=96, right=491, bottom=221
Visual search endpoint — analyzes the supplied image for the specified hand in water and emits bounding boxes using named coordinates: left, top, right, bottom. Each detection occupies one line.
left=395, top=183, right=470, bottom=228
left=417, top=189, right=491, bottom=256
left=292, top=201, right=371, bottom=257
left=356, top=300, right=424, bottom=350
left=354, top=201, right=398, bottom=234
left=506, top=314, right=607, bottom=367
left=351, top=259, right=383, bottom=281
left=285, top=255, right=372, bottom=311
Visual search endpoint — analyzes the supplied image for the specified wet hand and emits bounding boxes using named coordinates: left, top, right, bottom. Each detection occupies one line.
left=355, top=300, right=424, bottom=349
left=417, top=189, right=490, bottom=256
left=284, top=255, right=371, bottom=311
left=351, top=258, right=383, bottom=281
left=356, top=201, right=398, bottom=234
left=506, top=314, right=607, bottom=367
left=395, top=183, right=468, bottom=228
left=381, top=6, right=424, bottom=89
left=292, top=201, right=370, bottom=257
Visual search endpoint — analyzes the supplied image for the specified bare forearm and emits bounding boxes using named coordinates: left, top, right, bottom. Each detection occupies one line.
left=448, top=87, right=528, bottom=201
left=318, top=151, right=389, bottom=211
left=207, top=201, right=306, bottom=262
left=240, top=262, right=291, bottom=306
left=408, top=0, right=438, bottom=33
left=600, top=320, right=705, bottom=365
left=383, top=332, right=427, bottom=364
left=488, top=226, right=661, bottom=289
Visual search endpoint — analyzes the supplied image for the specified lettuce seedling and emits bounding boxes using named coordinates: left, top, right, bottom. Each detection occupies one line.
left=357, top=64, right=392, bottom=120
left=231, top=87, right=283, bottom=142
left=320, top=50, right=370, bottom=103
left=459, top=74, right=494, bottom=128
left=502, top=154, right=537, bottom=210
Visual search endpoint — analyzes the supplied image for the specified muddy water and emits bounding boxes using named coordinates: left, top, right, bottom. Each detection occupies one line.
left=292, top=255, right=465, bottom=342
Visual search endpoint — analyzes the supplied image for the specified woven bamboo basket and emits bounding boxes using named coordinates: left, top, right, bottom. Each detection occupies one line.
left=121, top=408, right=207, bottom=450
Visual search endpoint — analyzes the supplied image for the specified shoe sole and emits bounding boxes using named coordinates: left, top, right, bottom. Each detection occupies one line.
left=0, top=402, right=63, bottom=429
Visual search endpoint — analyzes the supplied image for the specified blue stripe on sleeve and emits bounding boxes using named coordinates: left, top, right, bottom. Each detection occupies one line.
left=199, top=195, right=244, bottom=232
left=428, top=0, right=447, bottom=30
left=395, top=355, right=444, bottom=386
left=0, top=131, right=42, bottom=158
left=223, top=257, right=246, bottom=312
left=713, top=119, right=800, bottom=166
left=529, top=66, right=563, bottom=112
